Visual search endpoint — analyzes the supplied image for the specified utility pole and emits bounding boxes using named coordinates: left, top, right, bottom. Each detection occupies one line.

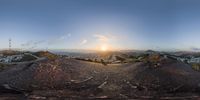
left=9, top=38, right=11, bottom=51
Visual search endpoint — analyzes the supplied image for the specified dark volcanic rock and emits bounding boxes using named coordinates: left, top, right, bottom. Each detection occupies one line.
left=130, top=58, right=200, bottom=93
left=0, top=57, right=200, bottom=99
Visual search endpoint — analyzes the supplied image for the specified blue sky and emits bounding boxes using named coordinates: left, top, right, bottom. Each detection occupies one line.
left=0, top=0, right=200, bottom=51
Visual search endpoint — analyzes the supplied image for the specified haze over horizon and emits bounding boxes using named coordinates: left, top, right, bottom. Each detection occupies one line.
left=0, top=0, right=200, bottom=51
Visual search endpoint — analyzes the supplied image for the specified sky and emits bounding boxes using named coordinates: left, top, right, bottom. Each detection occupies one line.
left=0, top=0, right=200, bottom=51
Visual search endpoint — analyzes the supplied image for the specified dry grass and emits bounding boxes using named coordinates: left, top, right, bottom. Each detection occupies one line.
left=191, top=63, right=200, bottom=71
left=0, top=63, right=8, bottom=71
left=33, top=51, right=58, bottom=60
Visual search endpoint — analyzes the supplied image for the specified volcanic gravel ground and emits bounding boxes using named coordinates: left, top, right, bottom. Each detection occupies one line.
left=0, top=58, right=200, bottom=99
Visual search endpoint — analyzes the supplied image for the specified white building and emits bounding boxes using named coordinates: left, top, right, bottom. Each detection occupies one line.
left=189, top=58, right=200, bottom=63
left=0, top=55, right=23, bottom=63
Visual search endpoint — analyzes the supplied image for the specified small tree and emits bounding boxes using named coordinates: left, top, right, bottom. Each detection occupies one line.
left=101, top=59, right=107, bottom=66
left=115, top=56, right=126, bottom=63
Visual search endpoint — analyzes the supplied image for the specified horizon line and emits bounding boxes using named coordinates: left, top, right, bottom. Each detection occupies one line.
left=0, top=48, right=199, bottom=53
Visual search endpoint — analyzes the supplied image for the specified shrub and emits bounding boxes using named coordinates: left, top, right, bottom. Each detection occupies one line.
left=148, top=54, right=161, bottom=63
left=15, top=55, right=37, bottom=62
left=33, top=51, right=58, bottom=60
left=191, top=63, right=200, bottom=71
left=115, top=56, right=126, bottom=62
left=0, top=63, right=6, bottom=71
left=101, top=59, right=107, bottom=66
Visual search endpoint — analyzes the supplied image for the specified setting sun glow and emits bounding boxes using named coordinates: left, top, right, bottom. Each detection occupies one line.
left=100, top=44, right=108, bottom=51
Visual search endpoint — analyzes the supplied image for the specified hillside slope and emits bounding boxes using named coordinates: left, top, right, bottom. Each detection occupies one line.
left=0, top=57, right=200, bottom=99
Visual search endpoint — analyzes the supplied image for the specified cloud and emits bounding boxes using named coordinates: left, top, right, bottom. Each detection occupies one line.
left=21, top=40, right=33, bottom=47
left=59, top=33, right=71, bottom=40
left=80, top=39, right=87, bottom=45
left=48, top=33, right=71, bottom=45
left=34, top=40, right=45, bottom=45
left=93, top=34, right=109, bottom=42
left=21, top=40, right=45, bottom=49
left=21, top=40, right=45, bottom=47
left=67, top=33, right=71, bottom=37
left=21, top=33, right=72, bottom=49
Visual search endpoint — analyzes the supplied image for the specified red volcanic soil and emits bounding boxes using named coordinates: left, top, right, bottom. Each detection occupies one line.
left=0, top=57, right=200, bottom=99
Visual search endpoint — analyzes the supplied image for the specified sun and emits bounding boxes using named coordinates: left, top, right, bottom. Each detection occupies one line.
left=100, top=44, right=108, bottom=51
left=95, top=44, right=113, bottom=52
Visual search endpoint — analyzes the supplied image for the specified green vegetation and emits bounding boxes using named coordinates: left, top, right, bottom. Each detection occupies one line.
left=148, top=54, right=161, bottom=63
left=101, top=59, right=108, bottom=66
left=15, top=55, right=37, bottom=62
left=33, top=51, right=58, bottom=60
left=115, top=56, right=126, bottom=62
left=128, top=54, right=150, bottom=63
left=191, top=63, right=200, bottom=71
left=75, top=58, right=108, bottom=65
left=0, top=63, right=7, bottom=71
left=129, top=55, right=143, bottom=63
left=75, top=58, right=93, bottom=62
